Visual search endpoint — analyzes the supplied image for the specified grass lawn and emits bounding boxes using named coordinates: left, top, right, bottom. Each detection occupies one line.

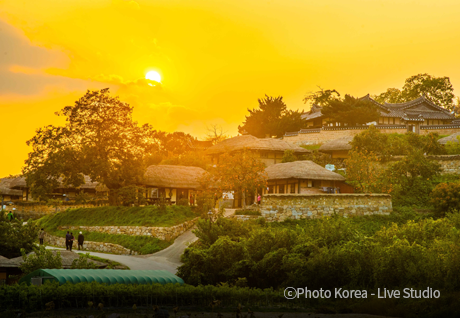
left=38, top=205, right=196, bottom=254
left=86, top=254, right=130, bottom=269
left=39, top=205, right=198, bottom=227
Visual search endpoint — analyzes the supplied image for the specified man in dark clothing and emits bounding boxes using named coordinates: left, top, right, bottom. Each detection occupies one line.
left=77, top=232, right=84, bottom=250
left=39, top=228, right=45, bottom=245
left=69, top=232, right=74, bottom=251
left=65, top=231, right=71, bottom=250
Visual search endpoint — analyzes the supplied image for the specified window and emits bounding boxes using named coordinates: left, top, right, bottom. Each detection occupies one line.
left=268, top=186, right=274, bottom=194
left=260, top=152, right=269, bottom=158
left=393, top=118, right=395, bottom=124
left=290, top=184, right=296, bottom=193
left=279, top=185, right=285, bottom=194
left=150, top=188, right=159, bottom=198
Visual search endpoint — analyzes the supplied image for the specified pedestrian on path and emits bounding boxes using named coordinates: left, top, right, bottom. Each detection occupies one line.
left=65, top=231, right=71, bottom=250
left=6, top=211, right=14, bottom=221
left=39, top=228, right=45, bottom=245
left=69, top=232, right=75, bottom=251
left=257, top=194, right=261, bottom=205
left=78, top=231, right=84, bottom=250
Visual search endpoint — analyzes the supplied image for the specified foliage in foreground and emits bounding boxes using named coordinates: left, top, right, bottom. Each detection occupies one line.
left=431, top=181, right=460, bottom=215
left=20, top=246, right=62, bottom=275
left=2, top=280, right=460, bottom=317
left=0, top=213, right=38, bottom=258
left=178, top=212, right=460, bottom=292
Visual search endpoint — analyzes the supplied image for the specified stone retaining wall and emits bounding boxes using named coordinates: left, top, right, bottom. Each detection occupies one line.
left=4, top=204, right=106, bottom=220
left=261, top=194, right=392, bottom=222
left=44, top=233, right=135, bottom=255
left=284, top=127, right=460, bottom=145
left=58, top=217, right=198, bottom=241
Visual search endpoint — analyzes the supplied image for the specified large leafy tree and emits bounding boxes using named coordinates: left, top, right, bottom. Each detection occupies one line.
left=0, top=213, right=38, bottom=258
left=238, top=95, right=306, bottom=138
left=303, top=87, right=341, bottom=106
left=24, top=88, right=158, bottom=204
left=204, top=149, right=267, bottom=209
left=373, top=73, right=456, bottom=111
left=321, top=95, right=380, bottom=126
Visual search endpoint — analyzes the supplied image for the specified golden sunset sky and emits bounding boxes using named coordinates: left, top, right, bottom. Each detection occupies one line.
left=1, top=0, right=460, bottom=176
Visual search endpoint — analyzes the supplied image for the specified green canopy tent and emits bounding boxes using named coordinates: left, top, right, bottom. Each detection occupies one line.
left=19, top=269, right=184, bottom=286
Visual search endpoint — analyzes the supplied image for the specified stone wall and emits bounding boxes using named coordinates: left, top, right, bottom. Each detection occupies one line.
left=44, top=233, right=135, bottom=255
left=58, top=217, right=198, bottom=241
left=4, top=204, right=106, bottom=220
left=260, top=194, right=392, bottom=222
left=284, top=126, right=460, bottom=146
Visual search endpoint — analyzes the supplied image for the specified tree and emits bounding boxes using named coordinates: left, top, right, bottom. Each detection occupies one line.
left=160, top=152, right=209, bottom=170
left=431, top=182, right=460, bottom=215
left=345, top=150, right=389, bottom=193
left=24, top=88, right=158, bottom=204
left=321, top=95, right=380, bottom=126
left=373, top=74, right=456, bottom=111
left=205, top=124, right=228, bottom=145
left=0, top=213, right=38, bottom=258
left=238, top=95, right=306, bottom=138
left=303, top=87, right=341, bottom=106
left=204, top=149, right=267, bottom=209
left=281, top=150, right=297, bottom=163
left=20, top=246, right=62, bottom=275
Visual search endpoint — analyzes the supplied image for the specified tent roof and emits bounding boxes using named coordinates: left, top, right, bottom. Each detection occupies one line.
left=438, top=132, right=460, bottom=145
left=19, top=269, right=184, bottom=285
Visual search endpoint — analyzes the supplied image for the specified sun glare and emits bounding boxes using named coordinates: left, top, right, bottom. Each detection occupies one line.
left=145, top=71, right=161, bottom=84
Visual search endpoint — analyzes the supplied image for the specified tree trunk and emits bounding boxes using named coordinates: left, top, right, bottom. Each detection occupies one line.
left=108, top=190, right=118, bottom=206
left=241, top=190, right=246, bottom=209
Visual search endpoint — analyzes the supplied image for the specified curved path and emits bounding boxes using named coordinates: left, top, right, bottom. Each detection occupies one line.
left=47, top=209, right=235, bottom=273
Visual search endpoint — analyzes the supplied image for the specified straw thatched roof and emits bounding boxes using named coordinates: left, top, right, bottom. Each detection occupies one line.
left=319, top=136, right=354, bottom=153
left=9, top=176, right=107, bottom=191
left=0, top=251, right=106, bottom=269
left=205, top=135, right=310, bottom=155
left=144, top=165, right=208, bottom=189
left=0, top=178, right=22, bottom=196
left=438, top=132, right=460, bottom=145
left=265, top=160, right=345, bottom=181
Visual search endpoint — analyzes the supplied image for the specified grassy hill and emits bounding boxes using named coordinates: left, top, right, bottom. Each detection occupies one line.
left=38, top=205, right=198, bottom=254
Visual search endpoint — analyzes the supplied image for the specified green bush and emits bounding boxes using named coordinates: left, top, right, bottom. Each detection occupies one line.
left=430, top=182, right=460, bottom=215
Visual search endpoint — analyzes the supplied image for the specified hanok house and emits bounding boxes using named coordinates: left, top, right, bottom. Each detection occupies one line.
left=9, top=176, right=108, bottom=202
left=438, top=132, right=460, bottom=145
left=0, top=178, right=22, bottom=201
left=143, top=165, right=208, bottom=205
left=318, top=136, right=354, bottom=159
left=302, top=95, right=456, bottom=133
left=263, top=160, right=352, bottom=195
left=205, top=135, right=310, bottom=167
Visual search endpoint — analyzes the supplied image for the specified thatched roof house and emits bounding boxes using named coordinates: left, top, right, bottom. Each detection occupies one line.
left=143, top=165, right=208, bottom=205
left=9, top=176, right=107, bottom=201
left=0, top=178, right=22, bottom=200
left=263, top=160, right=351, bottom=194
left=319, top=136, right=354, bottom=159
left=438, top=132, right=460, bottom=145
left=205, top=135, right=310, bottom=166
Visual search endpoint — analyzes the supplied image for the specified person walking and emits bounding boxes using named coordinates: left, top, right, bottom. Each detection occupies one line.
left=65, top=231, right=71, bottom=250
left=69, top=232, right=75, bottom=251
left=39, top=228, right=45, bottom=245
left=77, top=231, right=84, bottom=250
left=6, top=211, right=14, bottom=221
left=257, top=194, right=261, bottom=205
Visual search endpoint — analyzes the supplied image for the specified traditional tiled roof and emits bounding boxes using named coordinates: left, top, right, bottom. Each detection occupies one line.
left=301, top=95, right=454, bottom=122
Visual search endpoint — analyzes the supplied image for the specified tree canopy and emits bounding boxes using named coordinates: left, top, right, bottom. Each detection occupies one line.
left=203, top=149, right=267, bottom=209
left=238, top=95, right=306, bottom=138
left=373, top=73, right=456, bottom=111
left=303, top=87, right=341, bottom=106
left=321, top=95, right=380, bottom=126
left=24, top=88, right=158, bottom=203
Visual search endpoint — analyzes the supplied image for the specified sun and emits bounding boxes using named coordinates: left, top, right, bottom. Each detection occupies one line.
left=145, top=71, right=161, bottom=84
